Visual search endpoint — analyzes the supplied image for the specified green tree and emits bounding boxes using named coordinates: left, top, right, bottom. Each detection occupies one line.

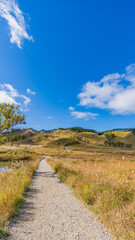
left=0, top=103, right=25, bottom=135
left=132, top=128, right=135, bottom=135
left=105, top=133, right=115, bottom=145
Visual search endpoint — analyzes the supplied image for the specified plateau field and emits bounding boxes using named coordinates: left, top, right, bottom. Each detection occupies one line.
left=0, top=127, right=135, bottom=239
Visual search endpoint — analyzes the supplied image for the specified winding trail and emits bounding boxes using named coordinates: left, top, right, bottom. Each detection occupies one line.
left=7, top=159, right=114, bottom=240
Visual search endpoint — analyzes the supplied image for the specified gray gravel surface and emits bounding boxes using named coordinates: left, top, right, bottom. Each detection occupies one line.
left=7, top=159, right=114, bottom=240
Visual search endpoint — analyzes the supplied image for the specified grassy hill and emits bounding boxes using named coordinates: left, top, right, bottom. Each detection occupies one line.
left=1, top=127, right=135, bottom=149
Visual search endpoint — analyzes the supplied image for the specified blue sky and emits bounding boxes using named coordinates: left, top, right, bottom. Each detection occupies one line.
left=0, top=0, right=135, bottom=131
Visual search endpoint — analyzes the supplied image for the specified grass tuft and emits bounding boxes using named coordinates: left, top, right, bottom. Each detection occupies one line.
left=0, top=228, right=10, bottom=238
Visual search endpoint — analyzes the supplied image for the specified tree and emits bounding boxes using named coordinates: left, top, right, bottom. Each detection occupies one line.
left=105, top=133, right=115, bottom=145
left=132, top=128, right=135, bottom=135
left=0, top=103, right=26, bottom=135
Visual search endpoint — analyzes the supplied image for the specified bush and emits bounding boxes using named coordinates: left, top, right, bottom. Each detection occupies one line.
left=70, top=127, right=96, bottom=133
left=114, top=142, right=124, bottom=148
left=98, top=132, right=104, bottom=135
left=125, top=144, right=132, bottom=148
left=10, top=135, right=26, bottom=142
left=0, top=137, right=8, bottom=144
left=55, top=163, right=78, bottom=182
left=132, top=129, right=135, bottom=135
left=105, top=133, right=115, bottom=143
left=0, top=134, right=26, bottom=144
left=0, top=149, right=32, bottom=162
left=48, top=138, right=80, bottom=147
left=104, top=140, right=126, bottom=148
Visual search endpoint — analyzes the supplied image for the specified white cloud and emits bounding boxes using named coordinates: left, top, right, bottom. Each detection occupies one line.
left=27, top=88, right=36, bottom=95
left=78, top=64, right=135, bottom=115
left=108, top=89, right=135, bottom=114
left=22, top=95, right=30, bottom=105
left=46, top=116, right=53, bottom=119
left=0, top=83, right=30, bottom=106
left=0, top=0, right=33, bottom=48
left=0, top=90, right=17, bottom=104
left=69, top=106, right=75, bottom=111
left=69, top=107, right=98, bottom=120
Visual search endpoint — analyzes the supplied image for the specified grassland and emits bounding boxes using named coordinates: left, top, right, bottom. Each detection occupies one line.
left=0, top=128, right=135, bottom=239
left=0, top=148, right=35, bottom=169
left=47, top=143, right=135, bottom=240
left=0, top=148, right=41, bottom=237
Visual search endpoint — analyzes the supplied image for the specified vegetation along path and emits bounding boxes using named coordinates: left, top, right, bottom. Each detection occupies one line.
left=7, top=159, right=114, bottom=240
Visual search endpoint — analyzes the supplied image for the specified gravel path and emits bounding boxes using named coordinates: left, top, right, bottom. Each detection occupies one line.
left=7, top=159, right=114, bottom=240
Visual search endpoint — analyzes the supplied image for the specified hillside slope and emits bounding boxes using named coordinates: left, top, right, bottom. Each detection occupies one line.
left=2, top=128, right=135, bottom=149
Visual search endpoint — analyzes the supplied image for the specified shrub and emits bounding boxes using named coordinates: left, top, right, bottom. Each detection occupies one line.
left=105, top=133, right=115, bottom=144
left=0, top=137, right=8, bottom=144
left=0, top=149, right=32, bottom=162
left=55, top=163, right=78, bottom=182
left=114, top=142, right=124, bottom=148
left=132, top=129, right=135, bottom=135
left=0, top=134, right=26, bottom=144
left=125, top=144, right=132, bottom=148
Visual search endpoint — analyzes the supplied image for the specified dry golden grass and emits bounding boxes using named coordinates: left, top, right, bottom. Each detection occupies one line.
left=50, top=129, right=76, bottom=139
left=77, top=132, right=105, bottom=145
left=30, top=146, right=65, bottom=156
left=0, top=148, right=40, bottom=170
left=0, top=147, right=41, bottom=236
left=48, top=147, right=135, bottom=240
left=0, top=159, right=40, bottom=229
left=1, top=128, right=135, bottom=239
left=9, top=128, right=135, bottom=149
left=111, top=131, right=129, bottom=137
